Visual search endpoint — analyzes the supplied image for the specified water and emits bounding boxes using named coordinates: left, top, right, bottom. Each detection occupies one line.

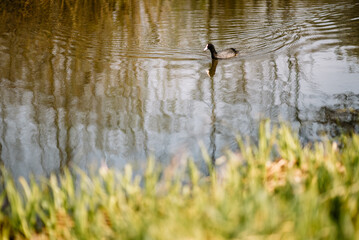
left=0, top=0, right=359, bottom=179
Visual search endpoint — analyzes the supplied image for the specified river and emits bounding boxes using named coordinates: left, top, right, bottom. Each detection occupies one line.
left=0, top=0, right=358, bottom=178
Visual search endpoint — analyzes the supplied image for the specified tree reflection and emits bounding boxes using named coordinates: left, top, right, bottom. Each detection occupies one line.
left=313, top=93, right=359, bottom=137
left=0, top=0, right=359, bottom=179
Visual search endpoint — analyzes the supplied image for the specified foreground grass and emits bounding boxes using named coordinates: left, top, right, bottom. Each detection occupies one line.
left=1, top=122, right=359, bottom=239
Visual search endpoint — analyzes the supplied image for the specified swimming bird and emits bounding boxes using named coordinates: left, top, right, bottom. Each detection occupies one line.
left=204, top=43, right=239, bottom=60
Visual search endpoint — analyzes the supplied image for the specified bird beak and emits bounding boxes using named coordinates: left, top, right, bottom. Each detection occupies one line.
left=203, top=45, right=208, bottom=51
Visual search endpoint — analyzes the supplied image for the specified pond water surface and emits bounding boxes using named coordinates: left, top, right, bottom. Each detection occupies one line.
left=1, top=0, right=359, bottom=178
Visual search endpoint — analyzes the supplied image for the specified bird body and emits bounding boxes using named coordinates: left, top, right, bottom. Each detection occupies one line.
left=204, top=43, right=239, bottom=59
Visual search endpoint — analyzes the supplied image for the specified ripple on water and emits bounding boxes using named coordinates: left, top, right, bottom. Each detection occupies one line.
left=1, top=0, right=359, bottom=178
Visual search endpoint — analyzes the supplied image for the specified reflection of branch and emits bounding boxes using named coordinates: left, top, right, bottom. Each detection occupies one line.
left=209, top=68, right=217, bottom=165
left=206, top=0, right=214, bottom=41
left=143, top=0, right=161, bottom=45
left=0, top=139, right=3, bottom=166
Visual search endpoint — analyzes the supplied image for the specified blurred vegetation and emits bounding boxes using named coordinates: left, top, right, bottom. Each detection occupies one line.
left=0, top=121, right=359, bottom=239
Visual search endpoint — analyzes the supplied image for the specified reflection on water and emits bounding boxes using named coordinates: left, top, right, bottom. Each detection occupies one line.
left=207, top=60, right=218, bottom=78
left=0, top=0, right=359, bottom=179
left=302, top=92, right=359, bottom=139
left=208, top=60, right=219, bottom=164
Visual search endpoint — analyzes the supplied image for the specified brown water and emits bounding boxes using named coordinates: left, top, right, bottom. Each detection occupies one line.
left=1, top=0, right=359, bottom=178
